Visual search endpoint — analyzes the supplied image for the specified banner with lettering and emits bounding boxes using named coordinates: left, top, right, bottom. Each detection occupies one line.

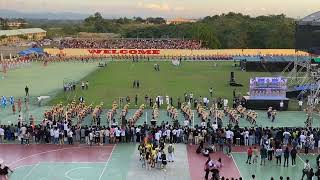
left=44, top=48, right=309, bottom=57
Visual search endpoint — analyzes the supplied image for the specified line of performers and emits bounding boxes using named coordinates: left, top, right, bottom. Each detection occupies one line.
left=152, top=103, right=160, bottom=120
left=1, top=58, right=31, bottom=74
left=224, top=105, right=258, bottom=125
left=106, top=101, right=119, bottom=124
left=128, top=104, right=145, bottom=126
left=166, top=104, right=178, bottom=121
left=181, top=102, right=193, bottom=124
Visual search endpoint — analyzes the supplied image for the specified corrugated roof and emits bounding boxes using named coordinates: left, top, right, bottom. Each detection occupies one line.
left=19, top=28, right=47, bottom=34
left=0, top=28, right=46, bottom=37
left=0, top=30, right=23, bottom=36
left=300, top=11, right=320, bottom=22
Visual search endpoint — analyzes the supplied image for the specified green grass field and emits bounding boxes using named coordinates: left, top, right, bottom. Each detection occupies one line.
left=50, top=61, right=275, bottom=108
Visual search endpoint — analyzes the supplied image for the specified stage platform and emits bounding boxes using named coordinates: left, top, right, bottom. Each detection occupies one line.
left=243, top=96, right=289, bottom=110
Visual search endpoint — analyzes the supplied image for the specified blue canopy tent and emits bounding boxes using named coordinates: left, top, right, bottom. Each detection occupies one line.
left=18, top=48, right=44, bottom=56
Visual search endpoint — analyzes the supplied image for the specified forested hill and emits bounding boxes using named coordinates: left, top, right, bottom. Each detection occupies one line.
left=31, top=12, right=296, bottom=49
left=125, top=13, right=295, bottom=49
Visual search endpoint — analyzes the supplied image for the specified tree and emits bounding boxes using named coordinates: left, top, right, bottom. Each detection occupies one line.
left=146, top=17, right=165, bottom=24
left=134, top=17, right=145, bottom=23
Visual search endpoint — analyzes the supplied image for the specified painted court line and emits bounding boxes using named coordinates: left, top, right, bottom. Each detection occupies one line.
left=9, top=146, right=84, bottom=166
left=230, top=153, right=242, bottom=178
left=65, top=166, right=92, bottom=180
left=22, top=163, right=39, bottom=180
left=9, top=145, right=111, bottom=167
left=98, top=144, right=116, bottom=180
left=298, top=155, right=306, bottom=164
left=14, top=164, right=34, bottom=170
left=40, top=162, right=106, bottom=164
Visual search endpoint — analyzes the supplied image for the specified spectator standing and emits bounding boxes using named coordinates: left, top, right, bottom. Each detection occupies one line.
left=0, top=126, right=4, bottom=143
left=302, top=159, right=311, bottom=179
left=135, top=95, right=138, bottom=106
left=246, top=147, right=253, bottom=164
left=25, top=85, right=29, bottom=96
left=283, top=147, right=290, bottom=167
left=85, top=81, right=89, bottom=90
left=275, top=147, right=283, bottom=166
left=260, top=146, right=267, bottom=166
left=167, top=144, right=175, bottom=162
left=299, top=100, right=303, bottom=111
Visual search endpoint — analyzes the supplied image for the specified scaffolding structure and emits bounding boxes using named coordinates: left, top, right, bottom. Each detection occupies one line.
left=282, top=57, right=320, bottom=127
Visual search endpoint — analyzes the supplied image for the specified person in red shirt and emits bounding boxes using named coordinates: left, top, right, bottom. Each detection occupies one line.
left=246, top=147, right=253, bottom=164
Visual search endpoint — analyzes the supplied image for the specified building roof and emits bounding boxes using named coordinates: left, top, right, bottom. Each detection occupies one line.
left=0, top=28, right=46, bottom=37
left=298, top=11, right=320, bottom=25
left=19, top=28, right=46, bottom=34
left=166, top=17, right=196, bottom=23
left=0, top=30, right=22, bottom=36
left=300, top=11, right=320, bottom=22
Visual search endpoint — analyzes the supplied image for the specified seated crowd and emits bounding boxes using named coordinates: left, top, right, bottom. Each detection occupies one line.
left=59, top=39, right=202, bottom=49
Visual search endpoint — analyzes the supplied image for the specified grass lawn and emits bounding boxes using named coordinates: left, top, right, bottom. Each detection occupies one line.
left=50, top=61, right=275, bottom=108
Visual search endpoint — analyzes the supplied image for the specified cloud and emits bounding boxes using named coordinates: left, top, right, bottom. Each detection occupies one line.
left=137, top=1, right=171, bottom=11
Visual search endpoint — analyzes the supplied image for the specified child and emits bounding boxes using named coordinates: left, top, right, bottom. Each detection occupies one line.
left=246, top=147, right=253, bottom=164
left=161, top=152, right=167, bottom=171
left=141, top=152, right=146, bottom=168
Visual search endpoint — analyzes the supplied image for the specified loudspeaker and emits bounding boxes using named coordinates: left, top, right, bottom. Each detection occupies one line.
left=230, top=72, right=235, bottom=83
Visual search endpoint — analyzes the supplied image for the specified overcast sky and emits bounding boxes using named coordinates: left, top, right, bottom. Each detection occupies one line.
left=1, top=0, right=320, bottom=18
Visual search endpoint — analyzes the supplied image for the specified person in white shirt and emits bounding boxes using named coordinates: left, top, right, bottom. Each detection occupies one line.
left=283, top=130, right=291, bottom=145
left=159, top=96, right=164, bottom=105
left=201, top=120, right=206, bottom=128
left=280, top=101, right=284, bottom=111
left=121, top=129, right=126, bottom=142
left=165, top=129, right=171, bottom=143
left=115, top=128, right=121, bottom=142
left=167, top=144, right=175, bottom=162
left=53, top=128, right=59, bottom=145
left=212, top=122, right=218, bottom=132
left=166, top=96, right=170, bottom=105
left=203, top=97, right=207, bottom=105
left=0, top=127, right=4, bottom=143
left=67, top=129, right=73, bottom=145
left=300, top=133, right=306, bottom=147
left=63, top=122, right=68, bottom=131
left=18, top=115, right=23, bottom=124
left=50, top=128, right=54, bottom=143
left=298, top=100, right=303, bottom=111
left=176, top=129, right=181, bottom=143
left=172, top=129, right=177, bottom=143
left=104, top=128, right=110, bottom=144
left=184, top=120, right=189, bottom=127
left=20, top=125, right=27, bottom=144
left=190, top=93, right=194, bottom=103
left=155, top=131, right=161, bottom=145
left=223, top=99, right=228, bottom=108
left=89, top=131, right=94, bottom=146
left=242, top=130, right=249, bottom=146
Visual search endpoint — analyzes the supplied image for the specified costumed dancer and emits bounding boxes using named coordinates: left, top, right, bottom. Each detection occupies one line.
left=267, top=107, right=272, bottom=119
left=10, top=96, right=15, bottom=114
left=1, top=96, right=7, bottom=109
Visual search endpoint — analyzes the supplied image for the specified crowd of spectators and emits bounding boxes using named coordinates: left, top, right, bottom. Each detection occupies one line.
left=0, top=94, right=319, bottom=180
left=59, top=39, right=202, bottom=49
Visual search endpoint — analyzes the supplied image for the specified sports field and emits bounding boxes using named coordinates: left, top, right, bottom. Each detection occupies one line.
left=0, top=62, right=98, bottom=98
left=50, top=61, right=274, bottom=108
left=0, top=60, right=318, bottom=180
